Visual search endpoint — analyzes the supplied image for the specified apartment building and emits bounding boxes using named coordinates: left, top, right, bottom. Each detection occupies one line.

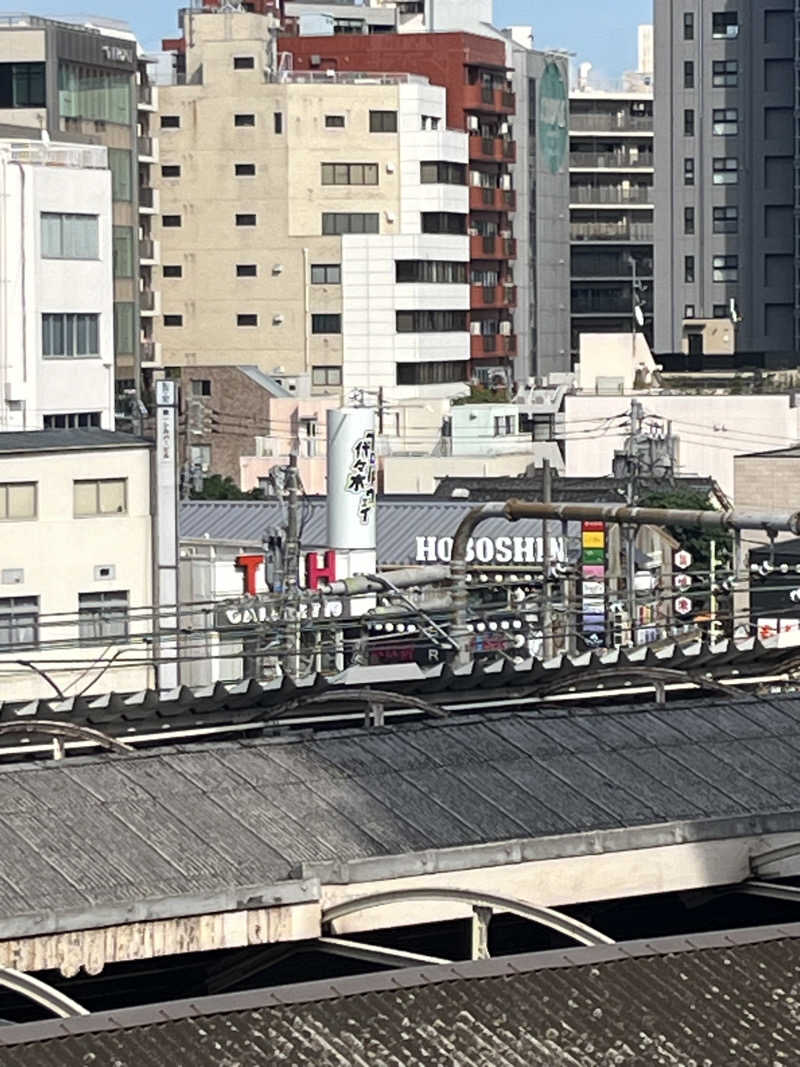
left=0, top=140, right=115, bottom=431
left=569, top=86, right=654, bottom=354
left=0, top=14, right=157, bottom=410
left=654, top=0, right=798, bottom=357
left=157, top=10, right=472, bottom=405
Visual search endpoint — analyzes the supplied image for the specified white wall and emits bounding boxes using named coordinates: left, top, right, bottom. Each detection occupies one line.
left=451, top=402, right=532, bottom=455
left=0, top=445, right=153, bottom=701
left=564, top=393, right=800, bottom=498
left=0, top=146, right=115, bottom=431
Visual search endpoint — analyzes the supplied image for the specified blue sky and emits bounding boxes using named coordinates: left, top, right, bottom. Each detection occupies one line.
left=15, top=0, right=653, bottom=75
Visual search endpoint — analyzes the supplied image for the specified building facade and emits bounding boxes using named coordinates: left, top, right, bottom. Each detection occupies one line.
left=569, top=87, right=654, bottom=355
left=0, top=14, right=157, bottom=409
left=654, top=0, right=797, bottom=356
left=0, top=140, right=115, bottom=431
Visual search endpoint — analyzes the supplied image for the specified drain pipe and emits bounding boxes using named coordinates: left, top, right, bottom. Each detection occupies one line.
left=450, top=499, right=800, bottom=668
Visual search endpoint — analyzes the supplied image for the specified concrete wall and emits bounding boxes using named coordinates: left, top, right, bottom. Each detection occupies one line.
left=734, top=451, right=800, bottom=531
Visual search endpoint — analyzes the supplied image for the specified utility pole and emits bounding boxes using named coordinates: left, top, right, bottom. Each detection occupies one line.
left=284, top=451, right=302, bottom=678
left=541, top=459, right=554, bottom=659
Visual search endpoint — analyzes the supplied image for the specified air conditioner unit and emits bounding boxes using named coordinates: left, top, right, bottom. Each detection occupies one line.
left=273, top=314, right=285, bottom=325
left=385, top=210, right=395, bottom=223
left=470, top=321, right=481, bottom=335
left=467, top=115, right=479, bottom=131
left=499, top=321, right=512, bottom=336
left=386, top=161, right=396, bottom=173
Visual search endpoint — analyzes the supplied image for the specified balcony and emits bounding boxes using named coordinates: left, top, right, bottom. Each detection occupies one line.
left=569, top=113, right=652, bottom=133
left=569, top=150, right=654, bottom=170
left=470, top=234, right=517, bottom=259
left=469, top=186, right=516, bottom=211
left=469, top=135, right=516, bottom=163
left=570, top=185, right=652, bottom=206
left=463, top=83, right=516, bottom=115
left=139, top=289, right=159, bottom=316
left=139, top=238, right=159, bottom=264
left=140, top=340, right=162, bottom=366
left=137, top=135, right=157, bottom=163
left=470, top=283, right=517, bottom=308
left=470, top=334, right=517, bottom=358
left=571, top=220, right=654, bottom=242
left=138, top=186, right=159, bottom=214
left=137, top=83, right=157, bottom=111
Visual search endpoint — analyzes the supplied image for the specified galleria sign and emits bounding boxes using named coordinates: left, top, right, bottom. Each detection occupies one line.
left=415, top=535, right=568, bottom=565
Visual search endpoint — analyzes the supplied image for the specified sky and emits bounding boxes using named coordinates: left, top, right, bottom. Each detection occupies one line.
left=13, top=0, right=653, bottom=76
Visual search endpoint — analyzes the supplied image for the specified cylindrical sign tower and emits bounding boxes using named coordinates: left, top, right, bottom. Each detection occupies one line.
left=326, top=407, right=377, bottom=578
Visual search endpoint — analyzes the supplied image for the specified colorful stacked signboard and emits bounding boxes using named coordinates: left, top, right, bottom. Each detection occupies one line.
left=582, top=521, right=606, bottom=642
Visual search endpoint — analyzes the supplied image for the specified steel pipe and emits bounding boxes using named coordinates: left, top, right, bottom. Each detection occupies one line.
left=321, top=565, right=451, bottom=597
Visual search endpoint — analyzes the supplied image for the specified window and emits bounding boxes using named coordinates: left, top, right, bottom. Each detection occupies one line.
left=234, top=113, right=255, bottom=126
left=684, top=206, right=695, bottom=235
left=0, top=597, right=38, bottom=649
left=684, top=255, right=695, bottom=283
left=79, top=591, right=128, bottom=640
left=421, top=114, right=440, bottom=130
left=0, top=61, right=46, bottom=107
left=274, top=112, right=283, bottom=134
left=163, top=314, right=183, bottom=327
left=311, top=314, right=342, bottom=334
left=683, top=109, right=695, bottom=137
left=369, top=110, right=397, bottom=132
left=683, top=61, right=694, bottom=89
left=493, top=415, right=516, bottom=437
left=395, top=260, right=468, bottom=283
left=312, top=366, right=343, bottom=386
left=191, top=379, right=211, bottom=396
left=420, top=162, right=467, bottom=185
left=0, top=483, right=36, bottom=520
left=683, top=12, right=694, bottom=40
left=684, top=158, right=695, bottom=186
left=421, top=212, right=467, bottom=235
left=41, top=213, right=98, bottom=259
left=235, top=162, right=256, bottom=176
left=713, top=304, right=729, bottom=318
left=189, top=444, right=211, bottom=473
left=684, top=304, right=696, bottom=319
left=74, top=479, right=127, bottom=517
left=160, top=114, right=180, bottom=128
left=113, top=226, right=134, bottom=278
left=713, top=157, right=738, bottom=184
left=712, top=11, right=738, bottom=38
left=162, top=214, right=182, bottom=227
left=396, top=361, right=467, bottom=386
left=322, top=212, right=379, bottom=234
left=713, top=254, right=738, bottom=282
left=236, top=263, right=257, bottom=277
left=713, top=108, right=739, bottom=136
left=161, top=164, right=181, bottom=178
left=42, top=412, right=100, bottom=429
left=310, top=264, right=341, bottom=284
left=237, top=313, right=258, bottom=326
left=163, top=264, right=182, bottom=278
left=321, top=162, right=379, bottom=185
left=236, top=213, right=256, bottom=226
left=713, top=205, right=738, bottom=233
left=108, top=148, right=132, bottom=201
left=114, top=303, right=134, bottom=355
left=713, top=60, right=738, bottom=88
left=42, top=313, right=99, bottom=358
left=325, top=115, right=345, bottom=128
left=396, top=310, right=468, bottom=332
left=233, top=55, right=255, bottom=70
left=58, top=61, right=130, bottom=124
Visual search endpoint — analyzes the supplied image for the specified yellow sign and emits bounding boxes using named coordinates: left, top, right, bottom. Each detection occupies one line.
left=582, top=531, right=605, bottom=549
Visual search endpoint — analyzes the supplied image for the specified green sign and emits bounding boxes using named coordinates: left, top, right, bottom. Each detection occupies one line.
left=539, top=61, right=568, bottom=174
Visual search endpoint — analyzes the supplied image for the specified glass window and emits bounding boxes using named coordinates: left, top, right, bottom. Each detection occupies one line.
left=684, top=304, right=696, bottom=319
left=684, top=255, right=695, bottom=283
left=79, top=591, right=129, bottom=640
left=713, top=254, right=738, bottom=282
left=683, top=61, right=694, bottom=90
left=310, top=264, right=341, bottom=284
left=713, top=205, right=738, bottom=233
left=321, top=162, right=379, bottom=185
left=57, top=62, right=130, bottom=124
left=42, top=313, right=100, bottom=358
left=0, top=483, right=36, bottom=520
left=163, top=314, right=183, bottom=326
left=0, top=62, right=46, bottom=107
left=160, top=114, right=180, bottom=128
left=712, top=12, right=738, bottom=38
left=712, top=108, right=739, bottom=136
left=163, top=264, right=182, bottom=277
left=321, top=212, right=379, bottom=234
left=74, top=478, right=127, bottom=516
left=41, top=213, right=99, bottom=259
left=234, top=113, right=255, bottom=126
left=0, top=597, right=39, bottom=649
left=113, top=226, right=134, bottom=278
left=114, top=303, right=135, bottom=355
left=237, top=313, right=258, bottom=326
left=235, top=163, right=256, bottom=176
left=396, top=310, right=468, bottom=332
left=421, top=212, right=468, bottom=235
left=233, top=56, right=255, bottom=70
left=420, top=162, right=467, bottom=185
left=274, top=112, right=283, bottom=133
left=395, top=260, right=468, bottom=283
left=683, top=158, right=695, bottom=186
left=713, top=157, right=738, bottom=184
left=713, top=60, right=738, bottom=88
left=312, top=366, right=342, bottom=386
left=191, top=379, right=211, bottom=396
left=369, top=110, right=397, bottom=132
left=684, top=206, right=695, bottom=235
left=396, top=361, right=467, bottom=385
left=108, top=148, right=132, bottom=201
left=161, top=164, right=181, bottom=178
left=43, top=412, right=100, bottom=429
left=236, top=264, right=257, bottom=277
left=236, top=213, right=256, bottom=226
left=683, top=109, right=695, bottom=137
left=683, top=12, right=694, bottom=40
left=325, top=115, right=345, bottom=128
left=311, top=314, right=342, bottom=334
left=162, top=214, right=182, bottom=227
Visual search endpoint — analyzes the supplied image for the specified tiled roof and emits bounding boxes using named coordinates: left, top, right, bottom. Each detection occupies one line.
left=3, top=924, right=800, bottom=1064
left=0, top=430, right=148, bottom=454
left=2, top=695, right=800, bottom=938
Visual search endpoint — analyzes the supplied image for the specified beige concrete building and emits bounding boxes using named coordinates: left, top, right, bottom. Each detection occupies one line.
left=155, top=10, right=471, bottom=402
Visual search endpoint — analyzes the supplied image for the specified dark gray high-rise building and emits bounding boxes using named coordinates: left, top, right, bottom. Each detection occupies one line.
left=654, top=0, right=798, bottom=357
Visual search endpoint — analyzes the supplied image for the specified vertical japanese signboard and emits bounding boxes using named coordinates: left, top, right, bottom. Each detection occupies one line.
left=581, top=521, right=606, bottom=643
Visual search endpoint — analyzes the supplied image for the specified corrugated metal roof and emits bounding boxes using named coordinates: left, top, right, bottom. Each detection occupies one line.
left=0, top=430, right=148, bottom=454
left=3, top=924, right=800, bottom=1064
left=1, top=697, right=800, bottom=938
left=180, top=498, right=577, bottom=563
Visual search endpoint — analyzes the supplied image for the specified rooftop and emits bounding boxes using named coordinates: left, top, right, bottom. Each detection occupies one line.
left=3, top=921, right=800, bottom=1063
left=1, top=140, right=108, bottom=170
left=0, top=429, right=149, bottom=455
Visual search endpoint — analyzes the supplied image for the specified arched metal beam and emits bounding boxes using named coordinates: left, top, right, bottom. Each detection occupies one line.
left=0, top=720, right=134, bottom=755
left=751, top=841, right=800, bottom=877
left=530, top=666, right=741, bottom=700
left=0, top=965, right=88, bottom=1018
left=322, top=888, right=615, bottom=947
left=252, top=688, right=449, bottom=724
